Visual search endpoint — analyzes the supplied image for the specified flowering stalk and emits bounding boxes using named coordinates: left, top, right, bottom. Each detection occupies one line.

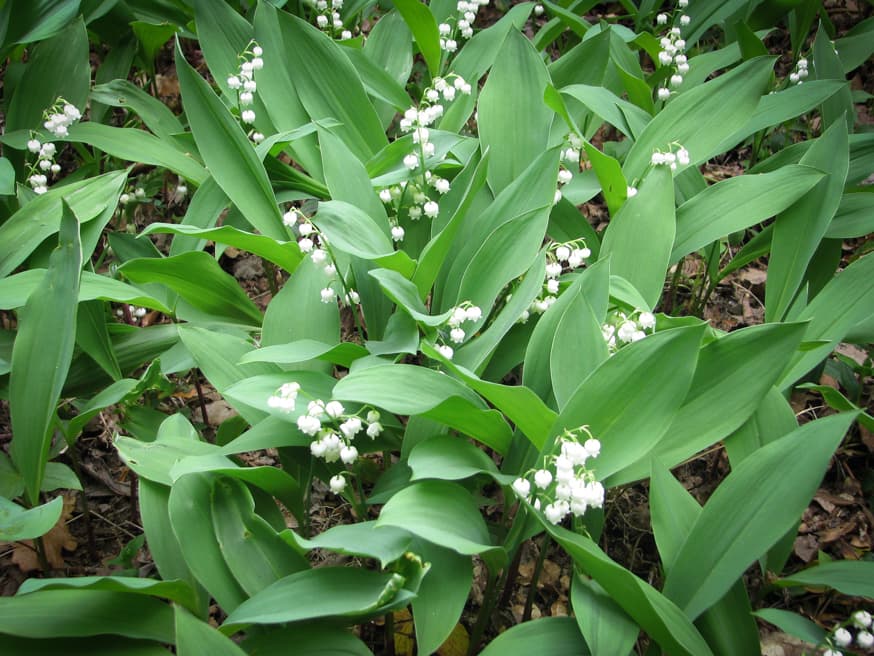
left=226, top=41, right=265, bottom=143
left=25, top=98, right=82, bottom=194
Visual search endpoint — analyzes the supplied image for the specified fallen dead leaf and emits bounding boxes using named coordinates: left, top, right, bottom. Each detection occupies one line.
left=9, top=492, right=78, bottom=572
left=392, top=608, right=415, bottom=656
left=437, top=622, right=469, bottom=656
left=793, top=534, right=819, bottom=563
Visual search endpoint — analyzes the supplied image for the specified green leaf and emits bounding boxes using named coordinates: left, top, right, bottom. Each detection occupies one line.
left=600, top=165, right=674, bottom=308
left=176, top=605, right=247, bottom=656
left=255, top=5, right=387, bottom=163
left=0, top=590, right=173, bottom=641
left=9, top=203, right=81, bottom=504
left=0, top=170, right=127, bottom=279
left=240, top=624, right=373, bottom=655
left=333, top=363, right=512, bottom=453
left=376, top=480, right=499, bottom=558
left=392, top=0, right=442, bottom=79
left=478, top=29, right=553, bottom=194
left=480, top=617, right=589, bottom=656
left=284, top=521, right=412, bottom=568
left=411, top=539, right=472, bottom=656
left=119, top=252, right=262, bottom=326
left=775, top=560, right=874, bottom=598
left=0, top=157, right=14, bottom=195
left=557, top=326, right=704, bottom=483
left=90, top=79, right=184, bottom=141
left=2, top=0, right=81, bottom=48
left=0, top=496, right=62, bottom=541
left=777, top=253, right=874, bottom=388
left=76, top=299, right=122, bottom=381
left=766, top=119, right=849, bottom=322
left=0, top=636, right=169, bottom=656
left=613, top=322, right=808, bottom=485
left=223, top=567, right=414, bottom=629
left=571, top=575, right=638, bottom=656
left=662, top=413, right=856, bottom=619
left=141, top=224, right=302, bottom=273
left=64, top=123, right=206, bottom=184
left=6, top=18, right=90, bottom=133
left=240, top=339, right=368, bottom=368
left=408, top=434, right=508, bottom=482
left=671, top=165, right=825, bottom=261
left=560, top=84, right=651, bottom=140
left=827, top=192, right=874, bottom=239
left=169, top=473, right=248, bottom=613
left=19, top=576, right=199, bottom=615
left=623, top=57, right=774, bottom=181
left=753, top=609, right=826, bottom=647
left=314, top=200, right=415, bottom=278
left=175, top=39, right=286, bottom=240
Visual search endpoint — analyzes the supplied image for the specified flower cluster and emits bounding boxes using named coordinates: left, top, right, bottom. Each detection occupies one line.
left=114, top=304, right=149, bottom=323
left=227, top=42, right=264, bottom=141
left=381, top=77, right=470, bottom=242
left=435, top=302, right=482, bottom=359
left=788, top=57, right=808, bottom=85
left=512, top=426, right=604, bottom=525
left=601, top=308, right=656, bottom=353
left=650, top=144, right=690, bottom=170
left=119, top=186, right=148, bottom=206
left=654, top=0, right=691, bottom=100
left=437, top=0, right=487, bottom=53
left=314, top=0, right=352, bottom=40
left=516, top=240, right=591, bottom=323
left=822, top=609, right=873, bottom=656
left=25, top=100, right=82, bottom=194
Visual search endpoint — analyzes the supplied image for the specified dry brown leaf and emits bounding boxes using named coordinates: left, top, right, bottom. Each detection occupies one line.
left=540, top=560, right=561, bottom=587
left=793, top=534, right=819, bottom=563
left=10, top=493, right=78, bottom=572
left=436, top=622, right=469, bottom=656
left=392, top=608, right=415, bottom=656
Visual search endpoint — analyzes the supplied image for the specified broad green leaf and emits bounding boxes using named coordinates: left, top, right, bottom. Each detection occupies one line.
left=0, top=496, right=63, bottom=541
left=223, top=567, right=415, bottom=629
left=19, top=576, right=199, bottom=615
left=571, top=576, right=638, bottom=656
left=209, top=476, right=309, bottom=596
left=6, top=18, right=90, bottom=132
left=260, top=257, right=339, bottom=373
left=683, top=0, right=754, bottom=44
left=141, top=224, right=302, bottom=273
left=766, top=120, right=849, bottom=322
left=716, top=80, right=847, bottom=153
left=175, top=40, right=286, bottom=240
left=662, top=413, right=856, bottom=619
left=753, top=609, right=826, bottom=647
left=90, top=80, right=184, bottom=141
left=613, top=322, right=807, bottom=485
left=777, top=253, right=874, bottom=388
left=813, top=25, right=854, bottom=133
left=775, top=560, right=874, bottom=598
left=139, top=479, right=208, bottom=614
left=650, top=464, right=761, bottom=655
left=623, top=57, right=774, bottom=181
left=0, top=157, right=14, bottom=195
left=284, top=521, right=412, bottom=568
left=116, top=436, right=222, bottom=487
left=240, top=339, right=368, bottom=368
left=191, top=0, right=252, bottom=99
left=169, top=473, right=248, bottom=612
left=408, top=434, right=508, bottom=482
left=560, top=84, right=650, bottom=140
left=318, top=129, right=387, bottom=231
left=240, top=624, right=372, bottom=655
left=545, top=522, right=714, bottom=656
left=392, top=0, right=441, bottom=78
left=9, top=203, right=81, bottom=504
left=176, top=605, right=247, bottom=656
left=64, top=123, right=206, bottom=184
left=480, top=617, right=589, bottom=656
left=75, top=299, right=122, bottom=381
left=478, top=29, right=553, bottom=194
left=0, top=270, right=168, bottom=315
left=313, top=200, right=414, bottom=277
left=2, top=0, right=81, bottom=47
left=371, top=268, right=451, bottom=326
left=557, top=326, right=704, bottom=483
left=412, top=540, right=473, bottom=656
left=827, top=192, right=874, bottom=238
left=671, top=165, right=825, bottom=261
left=0, top=590, right=173, bottom=641
left=376, top=480, right=498, bottom=558
left=0, top=636, right=169, bottom=656
left=255, top=5, right=386, bottom=163
left=0, top=170, right=127, bottom=278
left=600, top=165, right=674, bottom=308
left=120, top=252, right=262, bottom=326
left=333, top=364, right=512, bottom=453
